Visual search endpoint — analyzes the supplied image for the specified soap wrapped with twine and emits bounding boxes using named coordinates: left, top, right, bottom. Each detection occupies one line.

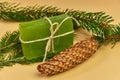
left=19, top=14, right=80, bottom=60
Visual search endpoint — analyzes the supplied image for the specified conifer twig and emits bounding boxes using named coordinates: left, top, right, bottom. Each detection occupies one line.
left=0, top=42, right=17, bottom=51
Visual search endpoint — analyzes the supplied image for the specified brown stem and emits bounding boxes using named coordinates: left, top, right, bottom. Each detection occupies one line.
left=106, top=34, right=120, bottom=40
left=0, top=43, right=16, bottom=51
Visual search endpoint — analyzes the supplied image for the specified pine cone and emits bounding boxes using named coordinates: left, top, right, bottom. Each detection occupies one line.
left=37, top=38, right=98, bottom=76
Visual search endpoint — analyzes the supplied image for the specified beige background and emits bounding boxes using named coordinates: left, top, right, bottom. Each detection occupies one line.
left=0, top=0, right=120, bottom=80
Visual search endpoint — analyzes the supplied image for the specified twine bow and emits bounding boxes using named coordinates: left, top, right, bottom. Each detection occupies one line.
left=19, top=16, right=80, bottom=62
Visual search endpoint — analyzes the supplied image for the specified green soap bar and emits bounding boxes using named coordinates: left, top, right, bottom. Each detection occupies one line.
left=19, top=14, right=74, bottom=60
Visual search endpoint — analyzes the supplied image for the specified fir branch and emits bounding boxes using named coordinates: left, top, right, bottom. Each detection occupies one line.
left=93, top=24, right=120, bottom=47
left=0, top=31, right=21, bottom=54
left=0, top=2, right=114, bottom=38
left=105, top=24, right=120, bottom=47
left=0, top=2, right=61, bottom=21
left=64, top=10, right=113, bottom=38
left=0, top=52, right=23, bottom=67
left=105, top=24, right=120, bottom=38
left=0, top=2, right=113, bottom=23
left=0, top=51, right=51, bottom=68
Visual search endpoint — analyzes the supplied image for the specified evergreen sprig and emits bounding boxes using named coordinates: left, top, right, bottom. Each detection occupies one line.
left=0, top=2, right=114, bottom=38
left=0, top=31, right=23, bottom=68
left=105, top=24, right=120, bottom=46
left=0, top=2, right=113, bottom=23
left=65, top=10, right=113, bottom=38
left=0, top=2, right=61, bottom=21
left=93, top=24, right=120, bottom=47
left=0, top=2, right=114, bottom=34
left=0, top=52, right=23, bottom=68
left=0, top=31, right=20, bottom=54
left=106, top=24, right=120, bottom=39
